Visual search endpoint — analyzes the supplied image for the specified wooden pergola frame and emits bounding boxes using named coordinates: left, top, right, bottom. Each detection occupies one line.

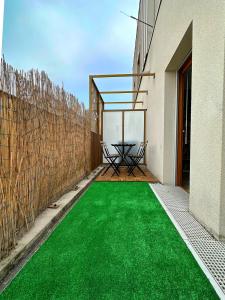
left=91, top=72, right=155, bottom=79
left=89, top=72, right=155, bottom=109
left=100, top=90, right=148, bottom=95
left=89, top=72, right=155, bottom=137
left=104, top=101, right=143, bottom=105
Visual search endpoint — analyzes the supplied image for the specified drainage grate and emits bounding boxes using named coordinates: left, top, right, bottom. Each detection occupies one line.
left=190, top=239, right=225, bottom=291
left=150, top=183, right=225, bottom=299
left=153, top=186, right=189, bottom=211
left=160, top=199, right=189, bottom=211
left=168, top=209, right=213, bottom=240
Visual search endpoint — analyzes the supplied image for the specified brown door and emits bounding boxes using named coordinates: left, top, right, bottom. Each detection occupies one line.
left=176, top=55, right=192, bottom=191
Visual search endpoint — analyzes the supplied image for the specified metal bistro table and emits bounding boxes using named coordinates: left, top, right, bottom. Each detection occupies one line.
left=111, top=143, right=136, bottom=170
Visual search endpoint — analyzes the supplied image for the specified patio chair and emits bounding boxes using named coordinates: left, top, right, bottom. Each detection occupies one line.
left=100, top=141, right=120, bottom=176
left=127, top=141, right=148, bottom=176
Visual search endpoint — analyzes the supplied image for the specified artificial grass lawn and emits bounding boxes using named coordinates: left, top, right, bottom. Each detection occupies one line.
left=0, top=182, right=218, bottom=299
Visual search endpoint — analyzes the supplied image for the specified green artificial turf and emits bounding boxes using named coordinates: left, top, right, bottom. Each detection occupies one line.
left=0, top=182, right=218, bottom=299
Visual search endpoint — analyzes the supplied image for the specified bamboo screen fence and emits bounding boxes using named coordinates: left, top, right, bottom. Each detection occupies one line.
left=0, top=60, right=92, bottom=260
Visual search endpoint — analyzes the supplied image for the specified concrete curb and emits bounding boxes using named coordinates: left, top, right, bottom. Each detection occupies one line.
left=0, top=166, right=104, bottom=286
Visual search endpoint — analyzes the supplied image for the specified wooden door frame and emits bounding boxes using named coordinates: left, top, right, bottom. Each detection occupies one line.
left=176, top=55, right=192, bottom=186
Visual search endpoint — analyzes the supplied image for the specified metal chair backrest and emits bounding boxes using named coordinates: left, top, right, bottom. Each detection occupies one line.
left=100, top=141, right=110, bottom=158
left=137, top=141, right=148, bottom=158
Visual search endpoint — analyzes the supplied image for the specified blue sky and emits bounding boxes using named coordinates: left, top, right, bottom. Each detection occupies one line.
left=3, top=0, right=139, bottom=108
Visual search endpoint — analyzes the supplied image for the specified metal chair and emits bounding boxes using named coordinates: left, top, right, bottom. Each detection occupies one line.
left=127, top=141, right=148, bottom=176
left=100, top=142, right=120, bottom=176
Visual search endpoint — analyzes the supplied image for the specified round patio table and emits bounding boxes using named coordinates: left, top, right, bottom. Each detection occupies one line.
left=111, top=143, right=136, bottom=168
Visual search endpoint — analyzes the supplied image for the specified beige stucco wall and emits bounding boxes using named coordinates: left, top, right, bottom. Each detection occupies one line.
left=135, top=0, right=225, bottom=238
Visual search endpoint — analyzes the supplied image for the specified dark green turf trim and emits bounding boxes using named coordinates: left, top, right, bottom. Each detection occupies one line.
left=0, top=182, right=218, bottom=299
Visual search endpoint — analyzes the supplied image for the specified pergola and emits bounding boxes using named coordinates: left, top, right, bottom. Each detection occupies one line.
left=89, top=72, right=155, bottom=169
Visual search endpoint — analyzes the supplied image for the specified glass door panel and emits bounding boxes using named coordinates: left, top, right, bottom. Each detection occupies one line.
left=103, top=111, right=122, bottom=162
left=124, top=111, right=144, bottom=162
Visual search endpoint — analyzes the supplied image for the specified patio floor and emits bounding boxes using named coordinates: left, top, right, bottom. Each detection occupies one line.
left=96, top=166, right=158, bottom=182
left=0, top=182, right=218, bottom=299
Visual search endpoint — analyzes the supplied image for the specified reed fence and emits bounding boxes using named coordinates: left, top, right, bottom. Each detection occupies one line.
left=0, top=60, right=91, bottom=260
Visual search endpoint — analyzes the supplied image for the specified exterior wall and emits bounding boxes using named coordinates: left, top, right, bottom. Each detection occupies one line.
left=134, top=0, right=225, bottom=239
left=133, top=0, right=160, bottom=96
